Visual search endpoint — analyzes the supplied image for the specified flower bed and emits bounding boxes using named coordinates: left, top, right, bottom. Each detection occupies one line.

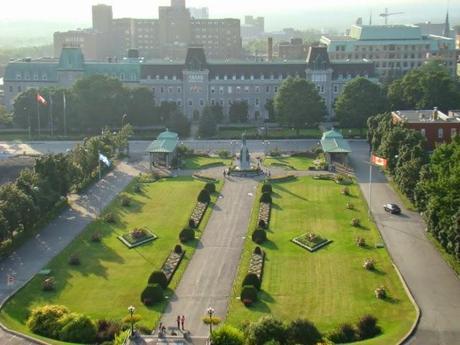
left=258, top=202, right=271, bottom=229
left=248, top=249, right=265, bottom=280
left=313, top=174, right=335, bottom=181
left=161, top=249, right=186, bottom=284
left=267, top=175, right=296, bottom=183
left=189, top=201, right=208, bottom=228
left=118, top=228, right=158, bottom=249
left=291, top=232, right=332, bottom=252
left=192, top=174, right=218, bottom=183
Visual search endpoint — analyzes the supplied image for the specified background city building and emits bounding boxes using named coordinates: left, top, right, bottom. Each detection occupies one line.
left=241, top=16, right=265, bottom=39
left=278, top=38, right=310, bottom=60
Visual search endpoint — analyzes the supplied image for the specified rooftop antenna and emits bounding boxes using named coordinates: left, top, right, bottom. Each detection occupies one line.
left=379, top=8, right=404, bottom=25
left=369, top=10, right=372, bottom=25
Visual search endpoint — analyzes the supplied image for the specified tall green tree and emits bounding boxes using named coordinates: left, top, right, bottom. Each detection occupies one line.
left=0, top=105, right=12, bottom=126
left=126, top=87, right=156, bottom=126
left=265, top=98, right=276, bottom=122
left=198, top=105, right=218, bottom=138
left=335, top=77, right=388, bottom=131
left=229, top=101, right=249, bottom=123
left=274, top=77, right=326, bottom=134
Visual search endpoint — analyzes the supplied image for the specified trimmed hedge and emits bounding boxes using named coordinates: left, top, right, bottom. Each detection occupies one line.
left=198, top=189, right=211, bottom=203
left=58, top=313, right=97, bottom=344
left=205, top=182, right=216, bottom=193
left=242, top=273, right=261, bottom=290
left=261, top=183, right=272, bottom=194
left=148, top=270, right=168, bottom=289
left=260, top=192, right=272, bottom=204
left=252, top=229, right=267, bottom=244
left=179, top=228, right=195, bottom=243
left=241, top=285, right=258, bottom=305
left=141, top=284, right=164, bottom=306
left=27, top=305, right=69, bottom=338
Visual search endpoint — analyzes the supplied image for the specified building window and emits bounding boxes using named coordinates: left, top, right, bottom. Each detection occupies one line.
left=420, top=128, right=426, bottom=136
left=168, top=87, right=173, bottom=93
left=437, top=128, right=443, bottom=139
left=200, top=99, right=204, bottom=106
left=450, top=128, right=457, bottom=138
left=333, top=85, right=339, bottom=93
left=160, top=87, right=164, bottom=93
left=220, top=99, right=224, bottom=106
left=9, top=86, right=13, bottom=93
left=177, top=100, right=182, bottom=106
left=274, top=87, right=278, bottom=93
left=255, top=98, right=260, bottom=106
left=188, top=100, right=193, bottom=106
left=228, top=86, right=232, bottom=94
left=266, top=86, right=270, bottom=93
left=219, top=87, right=224, bottom=95
left=16, top=73, right=22, bottom=80
left=244, top=86, right=249, bottom=93
left=177, top=87, right=182, bottom=93
left=211, top=99, right=215, bottom=105
left=255, top=86, right=260, bottom=93
left=17, top=86, right=22, bottom=92
left=152, top=87, right=156, bottom=94
left=211, top=87, right=215, bottom=94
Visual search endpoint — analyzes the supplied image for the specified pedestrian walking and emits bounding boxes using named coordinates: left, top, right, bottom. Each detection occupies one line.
left=181, top=315, right=185, bottom=330
left=223, top=169, right=226, bottom=178
left=176, top=315, right=181, bottom=330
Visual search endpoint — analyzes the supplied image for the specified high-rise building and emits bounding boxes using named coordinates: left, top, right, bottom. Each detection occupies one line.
left=189, top=7, right=209, bottom=19
left=92, top=4, right=113, bottom=33
left=321, top=24, right=457, bottom=78
left=242, top=16, right=265, bottom=38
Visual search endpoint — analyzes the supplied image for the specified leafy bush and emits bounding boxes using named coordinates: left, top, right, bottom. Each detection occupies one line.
left=91, top=232, right=102, bottom=242
left=68, top=253, right=81, bottom=266
left=188, top=218, right=197, bottom=228
left=141, top=284, right=164, bottom=306
left=363, top=258, right=375, bottom=270
left=174, top=244, right=183, bottom=254
left=287, top=318, right=322, bottom=345
left=241, top=285, right=258, bottom=305
left=351, top=218, right=360, bottom=227
left=246, top=316, right=286, bottom=345
left=254, top=246, right=263, bottom=255
left=242, top=273, right=261, bottom=290
left=328, top=323, right=357, bottom=343
left=102, top=212, right=116, bottom=224
left=179, top=228, right=195, bottom=243
left=197, top=189, right=211, bottom=203
left=356, top=237, right=366, bottom=247
left=260, top=192, right=272, bottom=204
left=374, top=286, right=386, bottom=299
left=356, top=315, right=381, bottom=340
left=58, top=313, right=97, bottom=344
left=133, top=184, right=141, bottom=193
left=27, top=305, right=69, bottom=338
left=258, top=219, right=267, bottom=229
left=252, top=229, right=267, bottom=244
left=341, top=187, right=350, bottom=195
left=202, top=316, right=221, bottom=325
left=262, top=183, right=272, bottom=194
left=96, top=319, right=121, bottom=343
left=218, top=150, right=231, bottom=159
left=120, top=196, right=131, bottom=207
left=205, top=182, right=216, bottom=194
left=148, top=270, right=168, bottom=289
left=42, top=277, right=56, bottom=291
left=346, top=202, right=355, bottom=210
left=211, top=325, right=244, bottom=345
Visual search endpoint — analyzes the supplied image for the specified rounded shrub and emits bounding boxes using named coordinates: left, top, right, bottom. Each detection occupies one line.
left=189, top=218, right=197, bottom=228
left=287, top=318, right=322, bottom=345
left=351, top=218, right=361, bottom=227
left=91, top=232, right=102, bottom=242
left=102, top=212, right=116, bottom=224
left=210, top=325, right=244, bottom=345
left=260, top=192, right=272, bottom=204
left=58, top=313, right=97, bottom=344
left=133, top=184, right=142, bottom=193
left=42, top=277, right=56, bottom=291
left=26, top=305, right=69, bottom=338
left=242, top=273, right=261, bottom=290
left=356, top=315, right=381, bottom=340
left=258, top=219, right=267, bottom=229
left=148, top=270, right=168, bottom=289
left=179, top=228, right=195, bottom=243
left=246, top=316, right=286, bottom=345
left=252, top=229, right=267, bottom=244
left=141, top=284, right=164, bottom=306
left=261, top=183, right=272, bottom=194
left=120, top=196, right=131, bottom=207
left=240, top=285, right=258, bottom=305
left=328, top=323, right=357, bottom=343
left=174, top=244, right=183, bottom=254
left=96, top=319, right=121, bottom=344
left=374, top=286, right=386, bottom=299
left=205, top=182, right=216, bottom=194
left=198, top=189, right=211, bottom=203
left=254, top=246, right=263, bottom=255
left=68, top=254, right=81, bottom=266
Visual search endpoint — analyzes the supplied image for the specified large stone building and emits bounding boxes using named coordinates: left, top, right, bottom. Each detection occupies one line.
left=278, top=38, right=310, bottom=60
left=321, top=24, right=457, bottom=78
left=4, top=46, right=375, bottom=121
left=54, top=0, right=241, bottom=61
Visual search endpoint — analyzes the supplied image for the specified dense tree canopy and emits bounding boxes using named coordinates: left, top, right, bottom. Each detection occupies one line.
left=229, top=101, right=249, bottom=123
left=274, top=77, right=326, bottom=133
left=334, top=77, right=388, bottom=129
left=198, top=105, right=219, bottom=138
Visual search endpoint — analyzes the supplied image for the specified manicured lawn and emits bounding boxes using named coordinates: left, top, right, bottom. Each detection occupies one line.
left=227, top=177, right=415, bottom=344
left=183, top=156, right=232, bottom=169
left=214, top=127, right=322, bottom=139
left=0, top=177, right=220, bottom=345
left=263, top=156, right=314, bottom=170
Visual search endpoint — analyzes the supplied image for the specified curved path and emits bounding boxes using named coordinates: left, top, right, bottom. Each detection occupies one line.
left=0, top=162, right=141, bottom=345
left=350, top=141, right=460, bottom=345
left=159, top=176, right=258, bottom=337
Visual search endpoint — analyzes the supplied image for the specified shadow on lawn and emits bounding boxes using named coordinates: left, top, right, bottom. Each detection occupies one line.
left=246, top=291, right=274, bottom=314
left=274, top=184, right=308, bottom=202
left=261, top=239, right=278, bottom=250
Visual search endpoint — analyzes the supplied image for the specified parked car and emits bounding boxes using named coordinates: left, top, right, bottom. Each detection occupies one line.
left=384, top=203, right=401, bottom=214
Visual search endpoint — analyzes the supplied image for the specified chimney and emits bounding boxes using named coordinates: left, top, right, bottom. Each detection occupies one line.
left=432, top=107, right=438, bottom=120
left=267, top=37, right=273, bottom=61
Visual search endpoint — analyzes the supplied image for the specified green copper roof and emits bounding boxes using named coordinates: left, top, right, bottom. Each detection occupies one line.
left=321, top=129, right=344, bottom=140
left=58, top=47, right=85, bottom=70
left=350, top=25, right=422, bottom=41
left=84, top=63, right=140, bottom=82
left=146, top=131, right=179, bottom=153
left=321, top=138, right=352, bottom=153
left=4, top=62, right=58, bottom=82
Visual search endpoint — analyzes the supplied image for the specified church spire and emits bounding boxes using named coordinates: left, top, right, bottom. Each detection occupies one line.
left=443, top=11, right=450, bottom=37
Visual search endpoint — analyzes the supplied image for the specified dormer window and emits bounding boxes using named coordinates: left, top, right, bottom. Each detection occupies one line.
left=16, top=73, right=22, bottom=80
left=42, top=74, right=47, bottom=81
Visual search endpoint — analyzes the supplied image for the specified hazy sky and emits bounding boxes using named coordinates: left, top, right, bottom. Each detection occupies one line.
left=1, top=0, right=458, bottom=31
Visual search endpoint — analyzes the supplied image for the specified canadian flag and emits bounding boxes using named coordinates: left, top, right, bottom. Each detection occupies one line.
left=36, top=93, right=48, bottom=106
left=371, top=154, right=388, bottom=168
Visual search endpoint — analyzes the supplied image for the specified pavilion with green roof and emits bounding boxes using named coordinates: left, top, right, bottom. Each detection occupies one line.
left=146, top=130, right=179, bottom=168
left=320, top=129, right=352, bottom=166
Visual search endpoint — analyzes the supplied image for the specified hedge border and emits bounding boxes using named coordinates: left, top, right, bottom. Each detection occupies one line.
left=160, top=249, right=186, bottom=285
left=291, top=236, right=333, bottom=252
left=117, top=230, right=158, bottom=249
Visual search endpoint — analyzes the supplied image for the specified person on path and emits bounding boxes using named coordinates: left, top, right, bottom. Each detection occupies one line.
left=159, top=322, right=163, bottom=335
left=176, top=315, right=181, bottom=330
left=181, top=315, right=185, bottom=330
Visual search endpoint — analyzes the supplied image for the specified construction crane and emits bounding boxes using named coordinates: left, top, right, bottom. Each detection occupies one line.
left=379, top=8, right=404, bottom=25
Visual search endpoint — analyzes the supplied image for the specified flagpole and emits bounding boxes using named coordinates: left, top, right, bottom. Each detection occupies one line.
left=369, top=154, right=372, bottom=218
left=50, top=94, right=54, bottom=137
left=98, top=151, right=102, bottom=180
left=36, top=92, right=41, bottom=138
left=63, top=91, right=67, bottom=137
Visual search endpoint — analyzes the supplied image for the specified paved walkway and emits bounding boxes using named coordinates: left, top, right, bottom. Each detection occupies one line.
left=0, top=162, right=140, bottom=345
left=349, top=142, right=460, bottom=345
left=159, top=177, right=258, bottom=337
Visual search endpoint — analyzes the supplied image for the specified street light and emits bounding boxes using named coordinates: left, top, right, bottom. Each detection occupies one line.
left=207, top=306, right=215, bottom=338
left=122, top=113, right=128, bottom=128
left=128, top=305, right=136, bottom=338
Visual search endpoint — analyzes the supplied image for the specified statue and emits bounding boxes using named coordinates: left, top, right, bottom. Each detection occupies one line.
left=239, top=132, right=251, bottom=170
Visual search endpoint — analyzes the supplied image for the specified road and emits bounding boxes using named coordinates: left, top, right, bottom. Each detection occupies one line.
left=159, top=177, right=258, bottom=337
left=0, top=162, right=141, bottom=345
left=349, top=141, right=460, bottom=345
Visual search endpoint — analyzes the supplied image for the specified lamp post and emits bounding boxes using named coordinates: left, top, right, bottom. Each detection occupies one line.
left=122, top=113, right=128, bottom=128
left=128, top=305, right=136, bottom=338
left=207, top=306, right=215, bottom=339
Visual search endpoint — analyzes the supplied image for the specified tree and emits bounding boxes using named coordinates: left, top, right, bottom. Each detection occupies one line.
left=246, top=316, right=287, bottom=345
left=0, top=105, right=12, bottom=127
left=265, top=99, right=276, bottom=122
left=335, top=77, right=388, bottom=131
left=211, top=325, right=244, bottom=345
left=387, top=62, right=460, bottom=111
left=207, top=104, right=224, bottom=124
left=274, top=77, right=326, bottom=134
left=229, top=101, right=249, bottom=123
left=198, top=106, right=217, bottom=138
left=166, top=110, right=190, bottom=138
left=13, top=88, right=41, bottom=130
left=126, top=87, right=157, bottom=126
left=286, top=319, right=322, bottom=345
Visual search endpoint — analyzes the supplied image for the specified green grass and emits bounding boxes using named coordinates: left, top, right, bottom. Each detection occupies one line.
left=227, top=177, right=415, bottom=344
left=263, top=156, right=314, bottom=170
left=0, top=177, right=221, bottom=345
left=214, top=127, right=322, bottom=139
left=183, top=156, right=232, bottom=170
